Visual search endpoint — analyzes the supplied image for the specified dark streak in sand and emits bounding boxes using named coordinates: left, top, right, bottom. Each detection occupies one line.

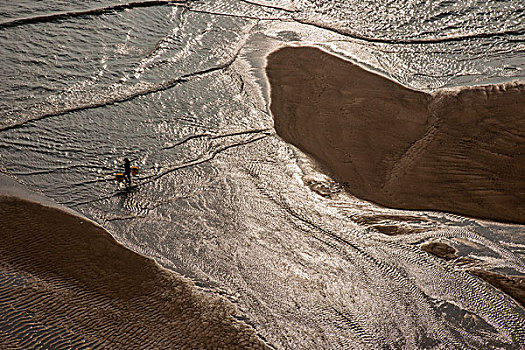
left=421, top=241, right=525, bottom=309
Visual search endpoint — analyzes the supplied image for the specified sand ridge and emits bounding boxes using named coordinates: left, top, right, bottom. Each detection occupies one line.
left=267, top=46, right=525, bottom=223
left=0, top=195, right=270, bottom=349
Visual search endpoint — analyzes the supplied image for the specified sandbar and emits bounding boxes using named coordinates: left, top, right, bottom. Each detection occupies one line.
left=0, top=194, right=269, bottom=349
left=267, top=46, right=525, bottom=223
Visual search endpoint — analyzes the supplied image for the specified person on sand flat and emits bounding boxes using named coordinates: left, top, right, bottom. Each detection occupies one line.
left=123, top=158, right=131, bottom=185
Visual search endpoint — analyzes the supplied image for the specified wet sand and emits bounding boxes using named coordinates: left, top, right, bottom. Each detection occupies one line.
left=0, top=195, right=269, bottom=349
left=267, top=46, right=525, bottom=223
left=421, top=241, right=525, bottom=309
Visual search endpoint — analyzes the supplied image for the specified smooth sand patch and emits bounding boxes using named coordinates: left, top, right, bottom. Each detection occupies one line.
left=0, top=195, right=269, bottom=349
left=267, top=46, right=525, bottom=223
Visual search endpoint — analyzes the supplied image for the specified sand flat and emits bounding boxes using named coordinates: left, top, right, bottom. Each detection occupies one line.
left=0, top=195, right=269, bottom=349
left=267, top=46, right=525, bottom=223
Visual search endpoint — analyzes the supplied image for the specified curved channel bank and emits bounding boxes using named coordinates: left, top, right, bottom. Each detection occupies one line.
left=0, top=176, right=269, bottom=349
left=267, top=46, right=525, bottom=223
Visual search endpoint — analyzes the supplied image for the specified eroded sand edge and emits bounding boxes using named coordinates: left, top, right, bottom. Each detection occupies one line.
left=267, top=46, right=525, bottom=223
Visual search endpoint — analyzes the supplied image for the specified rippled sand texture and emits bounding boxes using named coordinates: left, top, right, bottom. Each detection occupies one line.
left=0, top=195, right=269, bottom=350
left=267, top=46, right=525, bottom=223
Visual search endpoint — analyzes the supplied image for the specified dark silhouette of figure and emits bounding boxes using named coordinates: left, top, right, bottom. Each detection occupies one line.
left=123, top=158, right=131, bottom=185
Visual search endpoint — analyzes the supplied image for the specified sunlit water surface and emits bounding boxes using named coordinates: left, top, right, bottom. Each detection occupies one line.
left=1, top=0, right=525, bottom=348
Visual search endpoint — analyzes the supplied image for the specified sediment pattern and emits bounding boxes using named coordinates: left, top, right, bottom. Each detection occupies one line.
left=0, top=1, right=187, bottom=29
left=421, top=241, right=525, bottom=309
left=267, top=46, right=525, bottom=223
left=0, top=195, right=269, bottom=350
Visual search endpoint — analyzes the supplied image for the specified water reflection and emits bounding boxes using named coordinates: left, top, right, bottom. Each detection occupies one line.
left=1, top=0, right=524, bottom=348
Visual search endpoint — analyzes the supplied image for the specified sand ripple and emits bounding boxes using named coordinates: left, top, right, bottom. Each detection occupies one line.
left=0, top=195, right=269, bottom=349
left=267, top=46, right=525, bottom=223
